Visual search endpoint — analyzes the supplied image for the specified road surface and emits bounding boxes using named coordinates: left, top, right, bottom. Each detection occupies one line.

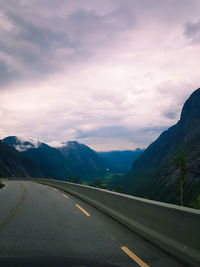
left=0, top=180, right=186, bottom=266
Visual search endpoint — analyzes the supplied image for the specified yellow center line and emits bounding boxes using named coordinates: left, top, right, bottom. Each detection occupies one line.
left=76, top=204, right=90, bottom=216
left=53, top=188, right=58, bottom=192
left=121, top=246, right=149, bottom=267
left=62, top=193, right=69, bottom=199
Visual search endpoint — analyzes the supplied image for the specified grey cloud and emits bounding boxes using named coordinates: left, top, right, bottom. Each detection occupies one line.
left=67, top=5, right=135, bottom=44
left=75, top=125, right=168, bottom=145
left=162, top=110, right=178, bottom=120
left=142, top=126, right=168, bottom=134
left=0, top=2, right=136, bottom=87
left=79, top=125, right=168, bottom=149
left=68, top=9, right=102, bottom=36
left=0, top=11, right=81, bottom=87
left=75, top=126, right=131, bottom=139
left=0, top=0, right=199, bottom=88
left=0, top=60, right=19, bottom=85
left=184, top=19, right=200, bottom=44
left=13, top=17, right=70, bottom=49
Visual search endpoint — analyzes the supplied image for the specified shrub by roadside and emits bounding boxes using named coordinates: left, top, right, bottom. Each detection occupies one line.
left=0, top=180, right=5, bottom=189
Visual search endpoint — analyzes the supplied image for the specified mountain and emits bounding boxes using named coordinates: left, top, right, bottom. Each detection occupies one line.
left=3, top=137, right=114, bottom=182
left=58, top=141, right=115, bottom=181
left=0, top=140, right=42, bottom=178
left=3, top=136, right=41, bottom=152
left=3, top=136, right=74, bottom=181
left=125, top=88, right=200, bottom=207
left=98, top=149, right=144, bottom=172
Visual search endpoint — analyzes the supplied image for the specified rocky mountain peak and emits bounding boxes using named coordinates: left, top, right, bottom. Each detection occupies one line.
left=3, top=136, right=41, bottom=152
left=180, top=88, right=200, bottom=122
left=59, top=141, right=83, bottom=150
left=66, top=141, right=80, bottom=148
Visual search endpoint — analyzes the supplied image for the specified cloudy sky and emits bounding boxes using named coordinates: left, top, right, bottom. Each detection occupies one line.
left=0, top=0, right=200, bottom=151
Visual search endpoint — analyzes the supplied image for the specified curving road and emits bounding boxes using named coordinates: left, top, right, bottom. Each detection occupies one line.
left=0, top=180, right=185, bottom=266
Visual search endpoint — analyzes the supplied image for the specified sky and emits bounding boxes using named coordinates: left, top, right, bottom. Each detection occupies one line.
left=0, top=0, right=200, bottom=151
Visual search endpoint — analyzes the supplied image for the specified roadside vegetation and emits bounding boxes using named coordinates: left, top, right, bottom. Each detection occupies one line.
left=81, top=173, right=124, bottom=194
left=188, top=194, right=200, bottom=209
left=0, top=180, right=5, bottom=189
left=170, top=150, right=188, bottom=206
left=66, top=171, right=125, bottom=194
left=170, top=149, right=200, bottom=209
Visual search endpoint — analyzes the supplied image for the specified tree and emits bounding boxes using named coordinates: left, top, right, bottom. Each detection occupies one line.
left=74, top=177, right=79, bottom=184
left=0, top=180, right=4, bottom=189
left=67, top=175, right=71, bottom=182
left=81, top=181, right=88, bottom=186
left=115, top=184, right=122, bottom=193
left=189, top=195, right=200, bottom=209
left=172, top=150, right=188, bottom=206
left=93, top=178, right=103, bottom=188
left=93, top=178, right=100, bottom=187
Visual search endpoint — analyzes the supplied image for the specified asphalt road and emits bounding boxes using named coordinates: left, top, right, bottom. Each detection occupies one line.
left=0, top=181, right=186, bottom=267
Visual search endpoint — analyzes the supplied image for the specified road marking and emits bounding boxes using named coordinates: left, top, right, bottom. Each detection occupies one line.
left=53, top=188, right=58, bottom=192
left=62, top=193, right=69, bottom=199
left=121, top=246, right=149, bottom=267
left=76, top=204, right=90, bottom=216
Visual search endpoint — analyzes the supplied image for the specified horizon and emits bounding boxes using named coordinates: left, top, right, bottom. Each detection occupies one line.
left=0, top=1, right=200, bottom=151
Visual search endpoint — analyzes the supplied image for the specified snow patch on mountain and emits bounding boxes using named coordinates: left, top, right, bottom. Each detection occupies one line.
left=14, top=137, right=41, bottom=152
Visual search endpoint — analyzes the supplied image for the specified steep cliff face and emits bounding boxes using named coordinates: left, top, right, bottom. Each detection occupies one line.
left=180, top=89, right=200, bottom=121
left=126, top=88, right=200, bottom=206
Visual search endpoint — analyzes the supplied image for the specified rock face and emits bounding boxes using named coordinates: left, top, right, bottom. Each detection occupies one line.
left=181, top=89, right=200, bottom=121
left=126, top=88, right=200, bottom=206
left=0, top=140, right=42, bottom=178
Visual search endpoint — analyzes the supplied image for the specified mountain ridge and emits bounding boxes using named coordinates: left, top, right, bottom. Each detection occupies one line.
left=2, top=137, right=115, bottom=182
left=125, top=88, right=200, bottom=206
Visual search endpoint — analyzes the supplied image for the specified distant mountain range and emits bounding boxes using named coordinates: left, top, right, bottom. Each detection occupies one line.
left=1, top=136, right=116, bottom=182
left=125, top=88, right=200, bottom=207
left=1, top=136, right=144, bottom=182
left=98, top=149, right=144, bottom=172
